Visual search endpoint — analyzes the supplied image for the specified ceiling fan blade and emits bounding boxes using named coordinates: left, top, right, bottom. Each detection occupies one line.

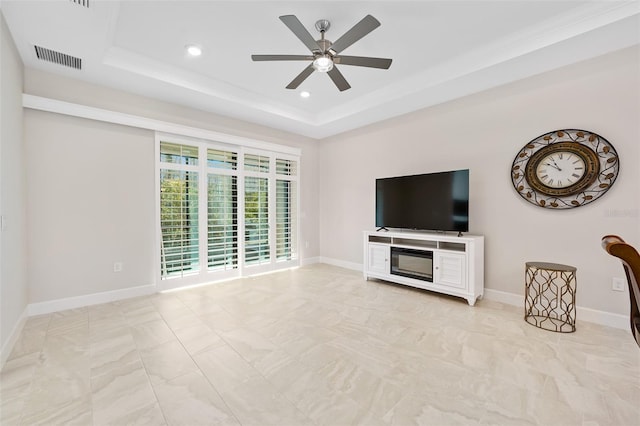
left=252, top=55, right=314, bottom=61
left=329, top=15, right=380, bottom=55
left=335, top=55, right=392, bottom=69
left=327, top=66, right=351, bottom=92
left=279, top=15, right=321, bottom=53
left=286, top=64, right=315, bottom=89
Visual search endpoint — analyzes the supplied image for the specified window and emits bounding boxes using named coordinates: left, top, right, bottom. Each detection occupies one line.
left=244, top=153, right=270, bottom=266
left=207, top=174, right=237, bottom=270
left=244, top=176, right=269, bottom=265
left=160, top=143, right=200, bottom=279
left=276, top=158, right=297, bottom=176
left=160, top=142, right=198, bottom=165
left=207, top=148, right=238, bottom=271
left=276, top=158, right=298, bottom=261
left=207, top=148, right=237, bottom=170
left=157, top=137, right=299, bottom=288
left=159, top=169, right=200, bottom=277
left=244, top=153, right=270, bottom=172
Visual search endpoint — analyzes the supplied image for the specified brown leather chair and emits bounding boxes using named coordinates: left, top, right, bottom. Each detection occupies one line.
left=602, top=235, right=640, bottom=348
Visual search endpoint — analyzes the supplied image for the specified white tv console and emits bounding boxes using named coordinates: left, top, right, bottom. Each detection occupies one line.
left=363, top=230, right=484, bottom=306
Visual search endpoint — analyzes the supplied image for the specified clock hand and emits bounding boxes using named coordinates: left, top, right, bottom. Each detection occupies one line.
left=543, top=162, right=561, bottom=171
left=549, top=158, right=563, bottom=172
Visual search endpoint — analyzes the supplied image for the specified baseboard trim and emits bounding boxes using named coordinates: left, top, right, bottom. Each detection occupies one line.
left=483, top=288, right=523, bottom=306
left=300, top=256, right=321, bottom=266
left=319, top=257, right=362, bottom=272
left=483, top=288, right=628, bottom=330
left=17, top=267, right=630, bottom=334
left=1, top=307, right=28, bottom=369
left=27, top=284, right=157, bottom=316
left=575, top=305, right=628, bottom=330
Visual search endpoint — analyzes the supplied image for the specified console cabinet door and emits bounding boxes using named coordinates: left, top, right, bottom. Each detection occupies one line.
left=434, top=252, right=466, bottom=289
left=368, top=244, right=389, bottom=274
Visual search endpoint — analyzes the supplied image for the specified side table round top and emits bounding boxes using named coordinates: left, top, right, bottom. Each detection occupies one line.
left=525, top=261, right=576, bottom=272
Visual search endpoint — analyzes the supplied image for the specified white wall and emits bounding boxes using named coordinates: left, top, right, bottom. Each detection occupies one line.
left=25, top=111, right=156, bottom=303
left=319, top=46, right=640, bottom=316
left=0, top=11, right=28, bottom=365
left=23, top=71, right=319, bottom=306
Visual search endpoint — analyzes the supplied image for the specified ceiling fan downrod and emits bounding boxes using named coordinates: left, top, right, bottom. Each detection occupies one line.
left=312, top=19, right=333, bottom=72
left=314, top=19, right=332, bottom=53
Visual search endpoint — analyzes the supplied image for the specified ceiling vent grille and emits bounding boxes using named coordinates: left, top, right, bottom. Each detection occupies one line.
left=34, top=46, right=82, bottom=70
left=70, top=0, right=89, bottom=7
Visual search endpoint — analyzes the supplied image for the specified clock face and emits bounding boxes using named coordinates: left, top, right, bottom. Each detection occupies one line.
left=535, top=151, right=586, bottom=189
left=511, top=130, right=619, bottom=209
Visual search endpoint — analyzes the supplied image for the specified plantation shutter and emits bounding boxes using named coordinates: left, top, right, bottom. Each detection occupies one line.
left=207, top=148, right=238, bottom=271
left=275, top=158, right=298, bottom=261
left=244, top=153, right=270, bottom=172
left=159, top=142, right=200, bottom=278
left=243, top=153, right=270, bottom=266
left=158, top=137, right=300, bottom=286
left=244, top=176, right=270, bottom=265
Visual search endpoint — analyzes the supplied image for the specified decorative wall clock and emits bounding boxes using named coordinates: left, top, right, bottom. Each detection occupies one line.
left=511, top=129, right=619, bottom=209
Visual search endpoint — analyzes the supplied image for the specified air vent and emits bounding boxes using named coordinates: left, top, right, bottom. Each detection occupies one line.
left=34, top=46, right=82, bottom=70
left=70, top=0, right=89, bottom=7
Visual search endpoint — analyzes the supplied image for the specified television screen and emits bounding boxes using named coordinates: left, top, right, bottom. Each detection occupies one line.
left=375, top=169, right=469, bottom=232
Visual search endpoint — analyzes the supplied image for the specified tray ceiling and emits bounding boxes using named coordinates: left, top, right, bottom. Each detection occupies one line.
left=2, top=1, right=638, bottom=139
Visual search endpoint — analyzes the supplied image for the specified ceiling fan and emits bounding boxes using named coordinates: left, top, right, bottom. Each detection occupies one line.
left=251, top=15, right=392, bottom=92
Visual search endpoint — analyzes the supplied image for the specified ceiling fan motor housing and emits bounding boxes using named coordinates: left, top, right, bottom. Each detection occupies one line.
left=315, top=39, right=333, bottom=55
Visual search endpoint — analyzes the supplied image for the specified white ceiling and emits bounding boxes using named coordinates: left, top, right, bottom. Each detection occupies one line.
left=2, top=1, right=639, bottom=139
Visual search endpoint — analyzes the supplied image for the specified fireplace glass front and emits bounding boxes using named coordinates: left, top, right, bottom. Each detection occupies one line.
left=390, top=247, right=433, bottom=282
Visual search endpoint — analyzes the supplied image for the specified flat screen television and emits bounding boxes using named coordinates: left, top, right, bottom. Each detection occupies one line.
left=376, top=169, right=469, bottom=232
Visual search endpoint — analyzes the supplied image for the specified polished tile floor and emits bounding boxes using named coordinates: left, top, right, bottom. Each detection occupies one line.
left=1, top=264, right=639, bottom=425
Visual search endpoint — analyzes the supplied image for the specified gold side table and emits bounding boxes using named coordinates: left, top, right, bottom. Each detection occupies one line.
left=524, top=262, right=577, bottom=333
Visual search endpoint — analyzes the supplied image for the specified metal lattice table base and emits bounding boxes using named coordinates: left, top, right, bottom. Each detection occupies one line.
left=524, top=262, right=576, bottom=333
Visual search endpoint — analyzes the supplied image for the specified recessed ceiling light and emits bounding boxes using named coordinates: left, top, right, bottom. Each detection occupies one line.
left=300, top=91, right=310, bottom=98
left=186, top=45, right=202, bottom=57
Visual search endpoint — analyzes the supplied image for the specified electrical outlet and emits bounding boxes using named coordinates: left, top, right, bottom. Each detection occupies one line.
left=113, top=262, right=123, bottom=273
left=612, top=277, right=625, bottom=292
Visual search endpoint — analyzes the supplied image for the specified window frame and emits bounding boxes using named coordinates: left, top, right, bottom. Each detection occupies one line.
left=155, top=133, right=300, bottom=291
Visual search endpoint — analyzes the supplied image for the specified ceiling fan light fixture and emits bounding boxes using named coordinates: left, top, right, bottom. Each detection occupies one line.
left=312, top=55, right=333, bottom=72
left=186, top=45, right=202, bottom=57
